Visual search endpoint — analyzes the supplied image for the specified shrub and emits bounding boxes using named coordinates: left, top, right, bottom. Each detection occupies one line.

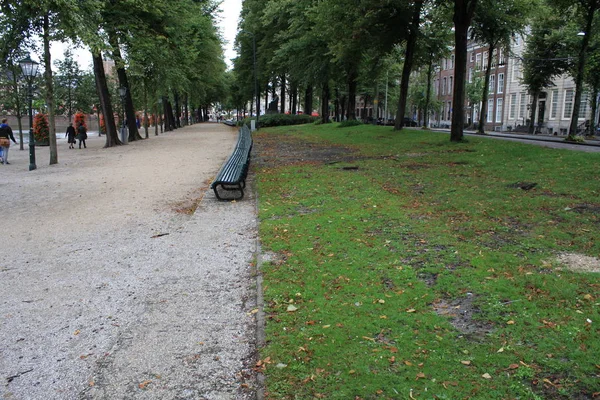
left=74, top=112, right=87, bottom=129
left=33, top=113, right=49, bottom=144
left=240, top=113, right=317, bottom=128
left=338, top=119, right=363, bottom=128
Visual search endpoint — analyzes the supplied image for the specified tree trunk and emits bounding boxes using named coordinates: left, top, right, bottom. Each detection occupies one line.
left=92, top=51, right=120, bottom=147
left=304, top=85, right=313, bottom=116
left=43, top=15, right=58, bottom=164
left=569, top=1, right=597, bottom=139
left=108, top=32, right=141, bottom=142
left=143, top=82, right=149, bottom=139
left=590, top=86, right=598, bottom=136
left=424, top=60, right=433, bottom=128
left=478, top=43, right=495, bottom=134
left=174, top=92, right=181, bottom=128
left=395, top=0, right=423, bottom=131
left=334, top=88, right=340, bottom=122
left=347, top=70, right=358, bottom=120
left=321, top=81, right=330, bottom=123
left=291, top=81, right=298, bottom=114
left=280, top=74, right=286, bottom=113
left=451, top=0, right=478, bottom=142
left=528, top=91, right=539, bottom=134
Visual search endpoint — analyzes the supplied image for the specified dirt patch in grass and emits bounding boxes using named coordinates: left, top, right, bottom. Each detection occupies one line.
left=556, top=253, right=600, bottom=273
left=432, top=295, right=494, bottom=340
left=254, top=134, right=359, bottom=168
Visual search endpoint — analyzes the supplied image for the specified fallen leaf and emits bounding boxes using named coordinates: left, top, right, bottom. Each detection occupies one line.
left=406, top=309, right=416, bottom=313
left=404, top=360, right=413, bottom=366
left=416, top=372, right=426, bottom=380
left=506, top=320, right=515, bottom=325
left=482, top=373, right=492, bottom=379
left=378, top=299, right=385, bottom=304
left=287, top=305, right=298, bottom=312
left=74, top=330, right=81, bottom=335
left=461, top=360, right=471, bottom=365
left=497, top=347, right=505, bottom=353
left=508, top=364, right=520, bottom=370
left=138, top=380, right=152, bottom=389
left=322, top=325, right=330, bottom=329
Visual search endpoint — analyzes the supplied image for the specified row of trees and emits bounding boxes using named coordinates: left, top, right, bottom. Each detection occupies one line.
left=0, top=0, right=228, bottom=165
left=231, top=0, right=598, bottom=142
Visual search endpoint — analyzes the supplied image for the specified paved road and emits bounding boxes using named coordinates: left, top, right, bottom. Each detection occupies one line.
left=1, top=123, right=259, bottom=400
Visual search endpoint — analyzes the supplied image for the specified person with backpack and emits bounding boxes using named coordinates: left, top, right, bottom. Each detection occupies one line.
left=0, top=118, right=17, bottom=165
left=77, top=122, right=87, bottom=149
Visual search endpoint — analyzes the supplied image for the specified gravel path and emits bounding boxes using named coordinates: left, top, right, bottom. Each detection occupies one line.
left=1, top=123, right=260, bottom=399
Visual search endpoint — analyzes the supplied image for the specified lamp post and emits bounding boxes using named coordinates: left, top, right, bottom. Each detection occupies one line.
left=241, top=30, right=260, bottom=130
left=19, top=55, right=40, bottom=171
left=118, top=87, right=127, bottom=143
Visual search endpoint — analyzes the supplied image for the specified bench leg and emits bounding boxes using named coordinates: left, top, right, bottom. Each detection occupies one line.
left=213, top=183, right=245, bottom=201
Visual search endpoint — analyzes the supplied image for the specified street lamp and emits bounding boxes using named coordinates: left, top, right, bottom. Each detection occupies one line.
left=241, top=30, right=260, bottom=130
left=19, top=55, right=40, bottom=171
left=118, top=86, right=127, bottom=143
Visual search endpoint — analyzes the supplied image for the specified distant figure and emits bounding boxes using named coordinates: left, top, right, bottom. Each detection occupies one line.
left=0, top=118, right=17, bottom=165
left=77, top=123, right=87, bottom=149
left=65, top=123, right=76, bottom=149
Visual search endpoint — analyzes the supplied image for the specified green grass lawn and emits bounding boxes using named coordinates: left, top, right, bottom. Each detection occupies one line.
left=253, top=123, right=600, bottom=399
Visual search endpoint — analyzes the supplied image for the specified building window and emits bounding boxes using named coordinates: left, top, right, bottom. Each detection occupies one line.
left=442, top=77, right=447, bottom=95
left=489, top=74, right=495, bottom=93
left=579, top=92, right=589, bottom=118
left=563, top=89, right=574, bottom=119
left=470, top=52, right=474, bottom=62
left=511, top=60, right=519, bottom=82
left=447, top=101, right=452, bottom=120
left=491, top=49, right=497, bottom=68
left=498, top=49, right=505, bottom=66
left=496, top=99, right=503, bottom=123
left=483, top=51, right=488, bottom=69
left=497, top=73, right=504, bottom=94
left=487, top=99, right=494, bottom=122
left=519, top=93, right=527, bottom=119
left=509, top=93, right=517, bottom=119
left=443, top=58, right=447, bottom=70
left=450, top=55, right=455, bottom=70
left=476, top=53, right=482, bottom=69
left=449, top=76, right=453, bottom=94
left=550, top=90, right=559, bottom=119
left=468, top=68, right=473, bottom=83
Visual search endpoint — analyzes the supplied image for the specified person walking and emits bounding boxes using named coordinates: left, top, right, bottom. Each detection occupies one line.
left=65, top=123, right=76, bottom=149
left=0, top=118, right=17, bottom=165
left=77, top=122, right=87, bottom=149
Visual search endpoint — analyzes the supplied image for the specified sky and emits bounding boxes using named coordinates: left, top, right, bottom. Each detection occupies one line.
left=49, top=0, right=242, bottom=71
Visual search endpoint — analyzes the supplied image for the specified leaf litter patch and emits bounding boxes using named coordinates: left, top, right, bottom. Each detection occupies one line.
left=432, top=295, right=494, bottom=340
left=555, top=253, right=600, bottom=273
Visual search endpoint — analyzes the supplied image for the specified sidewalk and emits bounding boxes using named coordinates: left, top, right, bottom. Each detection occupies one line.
left=1, top=123, right=260, bottom=399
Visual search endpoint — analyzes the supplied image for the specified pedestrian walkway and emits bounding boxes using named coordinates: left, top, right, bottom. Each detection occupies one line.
left=1, top=123, right=260, bottom=399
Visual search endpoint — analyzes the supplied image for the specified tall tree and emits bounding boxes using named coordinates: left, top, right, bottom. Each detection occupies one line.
left=450, top=0, right=478, bottom=142
left=471, top=0, right=532, bottom=134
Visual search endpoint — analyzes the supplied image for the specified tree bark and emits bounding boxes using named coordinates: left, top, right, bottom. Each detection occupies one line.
left=280, top=74, right=286, bottom=114
left=478, top=43, right=495, bottom=134
left=528, top=91, right=539, bottom=134
left=568, top=0, right=597, bottom=139
left=92, top=51, right=120, bottom=147
left=451, top=0, right=478, bottom=142
left=424, top=60, right=433, bottom=128
left=43, top=14, right=58, bottom=164
left=321, top=81, right=330, bottom=123
left=291, top=81, right=298, bottom=114
left=108, top=31, right=141, bottom=142
left=304, top=85, right=313, bottom=116
left=347, top=70, right=358, bottom=120
left=395, top=0, right=423, bottom=131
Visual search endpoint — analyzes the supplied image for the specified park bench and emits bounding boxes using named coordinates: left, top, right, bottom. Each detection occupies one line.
left=210, top=124, right=253, bottom=201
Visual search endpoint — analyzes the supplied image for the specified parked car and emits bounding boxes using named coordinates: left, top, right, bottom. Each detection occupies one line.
left=402, top=117, right=418, bottom=127
left=376, top=118, right=395, bottom=126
